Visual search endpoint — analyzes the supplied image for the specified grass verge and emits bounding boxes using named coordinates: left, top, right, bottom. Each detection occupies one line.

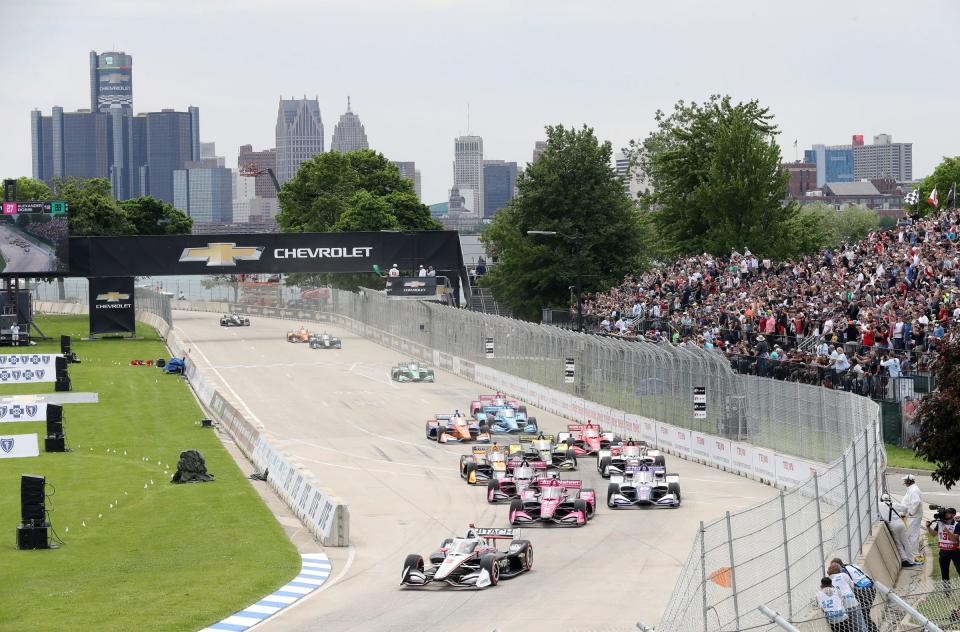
left=884, top=443, right=935, bottom=471
left=0, top=315, right=300, bottom=632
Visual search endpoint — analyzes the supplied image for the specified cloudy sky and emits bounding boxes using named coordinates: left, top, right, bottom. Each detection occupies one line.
left=1, top=0, right=957, bottom=203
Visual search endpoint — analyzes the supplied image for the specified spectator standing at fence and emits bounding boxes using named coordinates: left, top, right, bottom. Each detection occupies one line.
left=426, top=266, right=436, bottom=277
left=418, top=265, right=427, bottom=277
left=895, top=474, right=925, bottom=563
left=388, top=264, right=400, bottom=277
left=818, top=577, right=852, bottom=631
left=828, top=562, right=869, bottom=632
left=927, top=507, right=960, bottom=584
left=831, top=558, right=879, bottom=632
left=879, top=493, right=920, bottom=567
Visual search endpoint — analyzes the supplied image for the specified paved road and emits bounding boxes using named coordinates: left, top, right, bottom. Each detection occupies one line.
left=173, top=310, right=776, bottom=632
left=0, top=223, right=55, bottom=273
left=884, top=472, right=960, bottom=516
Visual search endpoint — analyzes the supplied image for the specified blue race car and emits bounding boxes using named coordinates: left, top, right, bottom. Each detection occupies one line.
left=476, top=405, right=537, bottom=434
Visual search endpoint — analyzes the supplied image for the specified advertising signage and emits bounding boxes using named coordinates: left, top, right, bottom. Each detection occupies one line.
left=0, top=200, right=69, bottom=276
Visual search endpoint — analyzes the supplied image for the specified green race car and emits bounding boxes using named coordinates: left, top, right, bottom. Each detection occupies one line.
left=391, top=361, right=435, bottom=382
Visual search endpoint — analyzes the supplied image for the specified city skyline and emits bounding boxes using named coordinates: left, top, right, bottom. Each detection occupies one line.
left=1, top=0, right=958, bottom=204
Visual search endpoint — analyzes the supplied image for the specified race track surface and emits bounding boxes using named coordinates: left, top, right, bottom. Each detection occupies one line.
left=0, top=223, right=55, bottom=273
left=173, top=310, right=775, bottom=632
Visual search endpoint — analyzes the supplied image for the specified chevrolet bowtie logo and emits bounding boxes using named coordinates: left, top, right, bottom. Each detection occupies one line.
left=179, top=243, right=264, bottom=266
left=97, top=292, right=130, bottom=302
left=403, top=281, right=426, bottom=288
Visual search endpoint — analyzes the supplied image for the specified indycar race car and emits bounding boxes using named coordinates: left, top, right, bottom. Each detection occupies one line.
left=286, top=327, right=311, bottom=343
left=309, top=332, right=342, bottom=349
left=597, top=440, right=665, bottom=478
left=487, top=460, right=556, bottom=503
left=470, top=393, right=524, bottom=417
left=607, top=464, right=681, bottom=508
left=516, top=434, right=577, bottom=471
left=219, top=313, right=250, bottom=327
left=400, top=526, right=533, bottom=589
left=459, top=444, right=519, bottom=485
left=391, top=361, right=435, bottom=382
left=474, top=404, right=537, bottom=434
left=556, top=422, right=621, bottom=457
left=426, top=412, right=491, bottom=444
left=508, top=477, right=596, bottom=527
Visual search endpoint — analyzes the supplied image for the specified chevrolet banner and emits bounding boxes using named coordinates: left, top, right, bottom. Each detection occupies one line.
left=386, top=276, right=438, bottom=297
left=0, top=402, right=47, bottom=423
left=89, top=276, right=136, bottom=335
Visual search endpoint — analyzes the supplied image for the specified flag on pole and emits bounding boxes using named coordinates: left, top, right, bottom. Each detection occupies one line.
left=904, top=187, right=920, bottom=205
left=947, top=183, right=957, bottom=208
left=928, top=187, right=939, bottom=208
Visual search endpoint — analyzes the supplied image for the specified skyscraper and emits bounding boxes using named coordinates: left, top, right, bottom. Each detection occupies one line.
left=532, top=141, right=548, bottom=163
left=174, top=159, right=233, bottom=224
left=89, top=50, right=133, bottom=114
left=275, top=97, right=324, bottom=184
left=482, top=160, right=518, bottom=217
left=140, top=107, right=201, bottom=204
left=453, top=135, right=483, bottom=217
left=31, top=107, right=111, bottom=182
left=330, top=97, right=369, bottom=153
left=391, top=161, right=422, bottom=200
left=853, top=134, right=913, bottom=181
left=238, top=144, right=278, bottom=198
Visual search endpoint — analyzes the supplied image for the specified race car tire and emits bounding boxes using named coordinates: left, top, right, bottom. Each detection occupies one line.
left=527, top=416, right=538, bottom=431
left=607, top=483, right=619, bottom=508
left=463, top=461, right=478, bottom=484
left=668, top=482, right=682, bottom=504
left=598, top=456, right=611, bottom=478
left=479, top=554, right=499, bottom=586
left=486, top=478, right=501, bottom=503
left=524, top=544, right=533, bottom=570
left=581, top=489, right=596, bottom=517
left=654, top=455, right=666, bottom=467
left=509, top=498, right=523, bottom=525
left=564, top=449, right=577, bottom=467
left=402, top=554, right=424, bottom=583
left=573, top=498, right=589, bottom=524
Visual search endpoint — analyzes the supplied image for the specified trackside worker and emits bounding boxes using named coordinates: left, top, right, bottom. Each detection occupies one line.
left=879, top=493, right=918, bottom=567
left=894, top=474, right=924, bottom=563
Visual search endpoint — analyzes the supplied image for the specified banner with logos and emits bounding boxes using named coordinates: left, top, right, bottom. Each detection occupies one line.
left=0, top=402, right=46, bottom=422
left=386, top=276, right=437, bottom=297
left=0, top=366, right=55, bottom=383
left=0, top=433, right=40, bottom=459
left=0, top=353, right=58, bottom=369
left=89, top=276, right=136, bottom=335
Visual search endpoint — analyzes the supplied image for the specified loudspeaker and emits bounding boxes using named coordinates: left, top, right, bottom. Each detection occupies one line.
left=20, top=475, right=45, bottom=524
left=55, top=376, right=71, bottom=392
left=16, top=524, right=49, bottom=550
left=55, top=356, right=68, bottom=377
left=44, top=436, right=65, bottom=452
left=46, top=405, right=63, bottom=436
left=60, top=335, right=71, bottom=354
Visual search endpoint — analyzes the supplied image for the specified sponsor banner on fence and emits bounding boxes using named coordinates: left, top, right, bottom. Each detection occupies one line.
left=753, top=447, right=776, bottom=481
left=730, top=442, right=754, bottom=476
left=0, top=402, right=46, bottom=422
left=672, top=426, right=692, bottom=457
left=690, top=431, right=711, bottom=461
left=657, top=423, right=674, bottom=450
left=640, top=418, right=657, bottom=444
left=0, top=354, right=58, bottom=369
left=775, top=454, right=805, bottom=487
left=0, top=367, right=55, bottom=384
left=0, top=433, right=39, bottom=458
left=89, top=276, right=136, bottom=335
left=710, top=436, right=732, bottom=468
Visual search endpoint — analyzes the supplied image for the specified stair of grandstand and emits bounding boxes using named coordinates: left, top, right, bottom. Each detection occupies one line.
left=469, top=286, right=510, bottom=317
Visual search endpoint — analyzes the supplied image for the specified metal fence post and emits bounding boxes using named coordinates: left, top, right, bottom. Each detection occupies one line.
left=842, top=455, right=854, bottom=561
left=812, top=472, right=826, bottom=567
left=862, top=426, right=875, bottom=543
left=779, top=490, right=794, bottom=620
left=725, top=511, right=741, bottom=629
left=851, top=436, right=863, bottom=557
left=700, top=521, right=708, bottom=632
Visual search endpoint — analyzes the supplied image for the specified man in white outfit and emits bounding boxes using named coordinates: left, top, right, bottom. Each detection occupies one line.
left=879, top=493, right=919, bottom=567
left=894, top=475, right=924, bottom=563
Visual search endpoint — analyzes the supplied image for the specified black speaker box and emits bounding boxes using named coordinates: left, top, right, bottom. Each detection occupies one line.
left=21, top=475, right=45, bottom=523
left=44, top=436, right=65, bottom=453
left=55, top=356, right=67, bottom=372
left=46, top=405, right=63, bottom=436
left=16, top=524, right=49, bottom=549
left=60, top=335, right=71, bottom=355
left=55, top=376, right=71, bottom=392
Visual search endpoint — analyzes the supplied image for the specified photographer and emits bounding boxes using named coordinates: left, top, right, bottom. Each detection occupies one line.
left=927, top=506, right=960, bottom=582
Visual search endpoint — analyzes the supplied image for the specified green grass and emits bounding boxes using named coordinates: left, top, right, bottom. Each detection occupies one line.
left=0, top=316, right=300, bottom=632
left=884, top=443, right=936, bottom=471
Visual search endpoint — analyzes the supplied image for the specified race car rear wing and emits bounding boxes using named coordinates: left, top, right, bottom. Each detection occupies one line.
left=469, top=527, right=520, bottom=540
left=518, top=434, right=555, bottom=443
left=539, top=479, right=582, bottom=489
left=506, top=458, right=547, bottom=469
left=625, top=464, right=665, bottom=474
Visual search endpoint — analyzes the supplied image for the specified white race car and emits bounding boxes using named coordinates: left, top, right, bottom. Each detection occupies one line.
left=400, top=526, right=533, bottom=588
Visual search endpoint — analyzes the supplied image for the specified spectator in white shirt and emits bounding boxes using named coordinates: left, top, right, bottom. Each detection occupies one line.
left=388, top=264, right=400, bottom=277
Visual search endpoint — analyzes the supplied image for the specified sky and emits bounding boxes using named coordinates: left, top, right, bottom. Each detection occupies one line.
left=1, top=0, right=958, bottom=204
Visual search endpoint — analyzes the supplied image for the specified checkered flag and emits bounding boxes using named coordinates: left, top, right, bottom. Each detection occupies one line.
left=904, top=187, right=920, bottom=205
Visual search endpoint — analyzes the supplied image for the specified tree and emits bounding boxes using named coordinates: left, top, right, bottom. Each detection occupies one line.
left=54, top=178, right=132, bottom=236
left=627, top=95, right=796, bottom=258
left=480, top=124, right=650, bottom=321
left=786, top=203, right=880, bottom=255
left=912, top=336, right=960, bottom=489
left=918, top=155, right=960, bottom=214
left=2, top=176, right=51, bottom=201
left=333, top=192, right=400, bottom=232
left=202, top=275, right=241, bottom=302
left=120, top=196, right=193, bottom=235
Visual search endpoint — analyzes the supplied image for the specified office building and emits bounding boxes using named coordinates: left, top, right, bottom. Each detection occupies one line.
left=453, top=135, right=483, bottom=217
left=232, top=169, right=257, bottom=223
left=173, top=159, right=232, bottom=223
left=276, top=97, right=324, bottom=184
left=804, top=144, right=854, bottom=188
left=532, top=140, right=547, bottom=163
left=139, top=107, right=201, bottom=204
left=783, top=162, right=818, bottom=197
left=853, top=134, right=912, bottom=181
left=482, top=160, right=518, bottom=217
left=330, top=97, right=369, bottom=153
left=200, top=142, right=225, bottom=167
left=30, top=107, right=111, bottom=182
left=90, top=50, right=133, bottom=114
left=391, top=161, right=422, bottom=200
left=109, top=107, right=147, bottom=199
left=238, top=144, right=278, bottom=198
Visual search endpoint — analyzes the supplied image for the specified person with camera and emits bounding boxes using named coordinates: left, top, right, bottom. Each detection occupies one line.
left=927, top=506, right=960, bottom=582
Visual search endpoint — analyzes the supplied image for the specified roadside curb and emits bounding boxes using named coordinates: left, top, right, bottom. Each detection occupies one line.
left=886, top=466, right=937, bottom=476
left=199, top=553, right=332, bottom=632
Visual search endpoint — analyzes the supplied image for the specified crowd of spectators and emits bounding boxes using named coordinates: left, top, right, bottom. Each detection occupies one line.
left=582, top=209, right=960, bottom=398
left=20, top=216, right=69, bottom=244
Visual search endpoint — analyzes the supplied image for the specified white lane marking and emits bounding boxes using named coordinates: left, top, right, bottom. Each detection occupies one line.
left=321, top=401, right=330, bottom=407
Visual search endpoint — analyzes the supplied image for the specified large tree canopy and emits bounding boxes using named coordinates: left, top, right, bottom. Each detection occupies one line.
left=480, top=124, right=650, bottom=321
left=916, top=155, right=960, bottom=214
left=913, top=336, right=960, bottom=489
left=627, top=95, right=796, bottom=258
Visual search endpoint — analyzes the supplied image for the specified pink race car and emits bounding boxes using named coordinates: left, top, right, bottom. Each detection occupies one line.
left=556, top=422, right=621, bottom=457
left=508, top=478, right=596, bottom=527
left=487, top=459, right=552, bottom=503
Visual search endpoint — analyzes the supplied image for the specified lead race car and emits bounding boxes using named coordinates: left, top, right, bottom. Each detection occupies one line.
left=597, top=439, right=665, bottom=478
left=219, top=313, right=250, bottom=327
left=426, top=411, right=491, bottom=444
left=309, top=332, right=341, bottom=349
left=508, top=477, right=596, bottom=527
left=286, top=327, right=311, bottom=343
left=556, top=422, right=621, bottom=457
left=400, top=526, right=533, bottom=589
left=391, top=361, right=435, bottom=382
left=607, top=463, right=681, bottom=508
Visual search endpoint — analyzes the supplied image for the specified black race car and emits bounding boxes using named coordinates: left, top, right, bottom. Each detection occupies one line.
left=219, top=313, right=250, bottom=327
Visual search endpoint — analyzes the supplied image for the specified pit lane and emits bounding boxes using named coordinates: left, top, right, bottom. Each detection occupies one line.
left=173, top=310, right=776, bottom=632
